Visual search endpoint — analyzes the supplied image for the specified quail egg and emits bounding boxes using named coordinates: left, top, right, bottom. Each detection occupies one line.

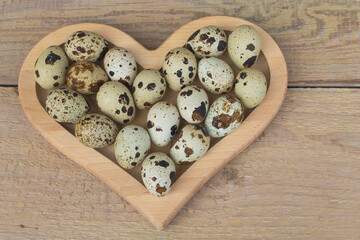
left=104, top=47, right=137, bottom=86
left=96, top=81, right=136, bottom=124
left=177, top=85, right=209, bottom=123
left=162, top=47, right=197, bottom=91
left=114, top=125, right=151, bottom=169
left=132, top=69, right=166, bottom=109
left=228, top=25, right=261, bottom=69
left=75, top=113, right=118, bottom=148
left=45, top=88, right=89, bottom=123
left=170, top=124, right=210, bottom=164
left=234, top=68, right=267, bottom=108
left=198, top=57, right=234, bottom=94
left=146, top=101, right=180, bottom=147
left=185, top=25, right=227, bottom=58
left=34, top=46, right=69, bottom=89
left=65, top=31, right=108, bottom=62
left=141, top=152, right=176, bottom=197
left=66, top=62, right=109, bottom=94
left=205, top=96, right=245, bottom=138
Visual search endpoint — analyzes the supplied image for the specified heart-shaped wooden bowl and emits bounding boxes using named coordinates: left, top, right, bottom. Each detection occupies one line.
left=18, top=16, right=287, bottom=230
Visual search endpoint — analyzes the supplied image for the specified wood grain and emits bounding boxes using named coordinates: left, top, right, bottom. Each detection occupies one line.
left=18, top=18, right=287, bottom=230
left=1, top=0, right=360, bottom=86
left=1, top=87, right=360, bottom=239
left=2, top=0, right=360, bottom=238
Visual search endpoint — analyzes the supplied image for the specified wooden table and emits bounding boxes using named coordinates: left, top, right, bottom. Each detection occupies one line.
left=1, top=1, right=359, bottom=239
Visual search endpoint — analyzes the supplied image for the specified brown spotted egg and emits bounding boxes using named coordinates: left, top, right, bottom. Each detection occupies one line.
left=132, top=69, right=166, bottom=109
left=75, top=113, right=118, bottom=148
left=162, top=47, right=197, bottom=91
left=104, top=47, right=137, bottom=86
left=205, top=96, right=245, bottom=138
left=34, top=46, right=69, bottom=89
left=146, top=101, right=180, bottom=147
left=114, top=125, right=151, bottom=169
left=185, top=25, right=227, bottom=58
left=65, top=31, right=108, bottom=62
left=141, top=152, right=176, bottom=197
left=96, top=81, right=136, bottom=124
left=198, top=57, right=234, bottom=94
left=234, top=68, right=267, bottom=108
left=45, top=88, right=89, bottom=123
left=66, top=62, right=109, bottom=94
left=228, top=25, right=261, bottom=69
left=170, top=124, right=210, bottom=164
left=177, top=85, right=209, bottom=124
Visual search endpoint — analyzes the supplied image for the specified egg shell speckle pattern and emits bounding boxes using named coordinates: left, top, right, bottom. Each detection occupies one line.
left=185, top=25, right=227, bottom=58
left=132, top=69, right=167, bottom=109
left=177, top=85, right=209, bottom=124
left=198, top=57, right=234, bottom=94
left=34, top=46, right=69, bottom=90
left=170, top=124, right=210, bottom=164
left=147, top=101, right=181, bottom=147
left=141, top=152, right=176, bottom=197
left=205, top=96, right=245, bottom=138
left=45, top=88, right=89, bottom=123
left=162, top=47, right=197, bottom=91
left=234, top=68, right=267, bottom=109
left=75, top=113, right=119, bottom=148
left=66, top=62, right=109, bottom=94
left=104, top=47, right=137, bottom=86
left=228, top=25, right=261, bottom=69
left=114, top=125, right=151, bottom=169
left=96, top=81, right=136, bottom=124
left=33, top=24, right=271, bottom=197
left=65, top=31, right=108, bottom=62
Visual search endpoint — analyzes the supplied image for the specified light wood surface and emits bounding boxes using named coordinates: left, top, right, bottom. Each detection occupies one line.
left=18, top=17, right=287, bottom=230
left=1, top=0, right=360, bottom=238
left=1, top=0, right=359, bottom=86
left=1, top=87, right=360, bottom=239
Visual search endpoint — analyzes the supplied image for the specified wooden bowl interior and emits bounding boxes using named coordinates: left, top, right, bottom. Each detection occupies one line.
left=35, top=33, right=270, bottom=185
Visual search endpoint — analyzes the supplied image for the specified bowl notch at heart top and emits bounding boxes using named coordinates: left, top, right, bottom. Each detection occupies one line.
left=18, top=16, right=287, bottom=230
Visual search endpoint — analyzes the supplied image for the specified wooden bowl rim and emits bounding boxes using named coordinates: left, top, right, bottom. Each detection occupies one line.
left=18, top=16, right=288, bottom=230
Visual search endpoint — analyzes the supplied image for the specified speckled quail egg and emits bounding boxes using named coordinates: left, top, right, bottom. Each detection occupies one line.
left=141, top=152, right=176, bottom=197
left=228, top=25, right=261, bottom=69
left=170, top=124, right=210, bottom=164
left=205, top=96, right=245, bottom=138
left=198, top=57, right=234, bottom=94
left=177, top=85, right=209, bottom=124
left=96, top=81, right=136, bottom=124
left=34, top=46, right=69, bottom=89
left=234, top=68, right=267, bottom=109
left=146, top=101, right=180, bottom=147
left=45, top=88, right=89, bottom=123
left=104, top=47, right=137, bottom=86
left=162, top=47, right=197, bottom=91
left=65, top=31, right=108, bottom=62
left=66, top=62, right=109, bottom=94
left=132, top=69, right=166, bottom=109
left=114, top=125, right=151, bottom=169
left=185, top=25, right=227, bottom=58
left=75, top=113, right=119, bottom=148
